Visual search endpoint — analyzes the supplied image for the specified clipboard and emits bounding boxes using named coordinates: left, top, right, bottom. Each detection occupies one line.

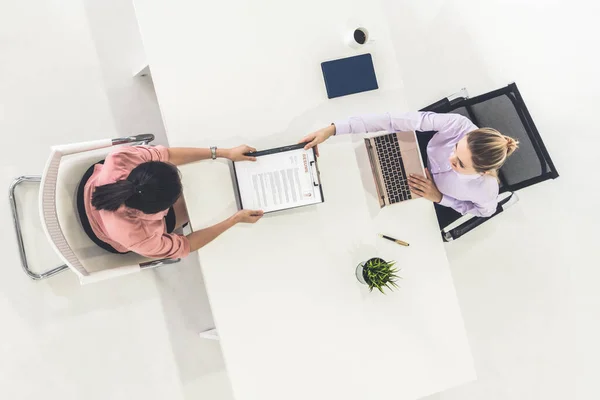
left=231, top=143, right=324, bottom=213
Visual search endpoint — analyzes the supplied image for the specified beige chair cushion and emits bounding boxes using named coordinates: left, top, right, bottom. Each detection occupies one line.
left=55, top=147, right=153, bottom=274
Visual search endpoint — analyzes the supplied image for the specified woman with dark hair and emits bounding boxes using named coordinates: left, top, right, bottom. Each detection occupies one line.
left=81, top=144, right=263, bottom=259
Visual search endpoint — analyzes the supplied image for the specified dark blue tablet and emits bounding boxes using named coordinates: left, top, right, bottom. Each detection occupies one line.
left=321, top=54, right=379, bottom=99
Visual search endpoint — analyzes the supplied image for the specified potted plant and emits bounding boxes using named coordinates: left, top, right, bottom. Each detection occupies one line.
left=356, top=257, right=400, bottom=294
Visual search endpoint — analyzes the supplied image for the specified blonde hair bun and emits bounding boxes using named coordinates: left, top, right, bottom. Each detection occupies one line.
left=505, top=136, right=519, bottom=156
left=467, top=128, right=519, bottom=176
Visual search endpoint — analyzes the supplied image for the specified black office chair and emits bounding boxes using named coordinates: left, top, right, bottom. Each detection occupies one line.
left=418, top=83, right=559, bottom=241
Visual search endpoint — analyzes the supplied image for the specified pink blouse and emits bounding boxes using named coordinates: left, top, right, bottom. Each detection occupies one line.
left=83, top=145, right=190, bottom=259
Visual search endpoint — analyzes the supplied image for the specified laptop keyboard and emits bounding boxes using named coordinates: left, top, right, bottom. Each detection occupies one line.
left=374, top=134, right=412, bottom=203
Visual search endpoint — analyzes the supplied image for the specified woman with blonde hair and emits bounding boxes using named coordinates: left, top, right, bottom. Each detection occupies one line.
left=299, top=112, right=518, bottom=217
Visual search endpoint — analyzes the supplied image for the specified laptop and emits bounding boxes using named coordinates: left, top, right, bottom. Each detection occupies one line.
left=364, top=131, right=426, bottom=207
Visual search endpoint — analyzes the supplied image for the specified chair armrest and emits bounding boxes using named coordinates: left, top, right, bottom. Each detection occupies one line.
left=442, top=193, right=519, bottom=241
left=443, top=211, right=498, bottom=242
left=140, top=258, right=181, bottom=268
left=52, top=139, right=113, bottom=156
left=50, top=134, right=155, bottom=156
left=112, top=134, right=155, bottom=146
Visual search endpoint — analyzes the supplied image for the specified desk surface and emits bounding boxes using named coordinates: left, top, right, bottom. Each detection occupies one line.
left=133, top=0, right=475, bottom=398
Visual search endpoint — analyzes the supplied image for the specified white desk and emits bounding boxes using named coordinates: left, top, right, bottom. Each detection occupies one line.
left=133, top=1, right=475, bottom=399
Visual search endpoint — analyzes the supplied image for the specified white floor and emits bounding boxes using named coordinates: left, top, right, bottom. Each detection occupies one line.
left=1, top=0, right=598, bottom=399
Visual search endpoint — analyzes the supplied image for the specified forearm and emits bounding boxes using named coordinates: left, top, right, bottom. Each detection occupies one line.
left=439, top=195, right=496, bottom=217
left=333, top=112, right=474, bottom=136
left=333, top=112, right=420, bottom=135
left=167, top=147, right=231, bottom=166
left=186, top=215, right=237, bottom=252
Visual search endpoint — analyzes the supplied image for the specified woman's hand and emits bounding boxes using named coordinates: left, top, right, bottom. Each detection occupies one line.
left=233, top=209, right=264, bottom=224
left=408, top=169, right=443, bottom=203
left=225, top=145, right=258, bottom=162
left=187, top=209, right=263, bottom=252
left=298, top=125, right=336, bottom=157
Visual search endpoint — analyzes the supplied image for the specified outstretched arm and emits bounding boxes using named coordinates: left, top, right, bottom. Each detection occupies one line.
left=168, top=145, right=258, bottom=166
left=300, top=112, right=477, bottom=156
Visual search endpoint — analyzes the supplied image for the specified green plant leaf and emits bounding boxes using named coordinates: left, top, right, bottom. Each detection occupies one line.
left=363, top=259, right=402, bottom=293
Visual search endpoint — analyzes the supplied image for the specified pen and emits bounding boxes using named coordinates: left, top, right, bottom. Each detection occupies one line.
left=379, top=234, right=410, bottom=247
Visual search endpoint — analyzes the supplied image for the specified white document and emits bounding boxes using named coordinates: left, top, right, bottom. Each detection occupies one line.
left=233, top=146, right=323, bottom=213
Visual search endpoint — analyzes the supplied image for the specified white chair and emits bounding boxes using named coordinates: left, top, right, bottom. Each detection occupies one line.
left=9, top=134, right=181, bottom=284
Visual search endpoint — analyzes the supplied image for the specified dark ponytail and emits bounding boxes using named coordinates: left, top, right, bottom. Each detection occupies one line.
left=91, top=180, right=137, bottom=211
left=92, top=161, right=182, bottom=214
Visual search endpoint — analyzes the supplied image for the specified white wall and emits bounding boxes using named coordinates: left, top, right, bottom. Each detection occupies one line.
left=381, top=0, right=599, bottom=399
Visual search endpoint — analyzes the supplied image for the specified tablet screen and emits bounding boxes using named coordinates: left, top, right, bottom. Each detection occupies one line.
left=321, top=54, right=379, bottom=99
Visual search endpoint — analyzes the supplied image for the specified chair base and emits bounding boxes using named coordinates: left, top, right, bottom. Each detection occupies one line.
left=9, top=176, right=69, bottom=280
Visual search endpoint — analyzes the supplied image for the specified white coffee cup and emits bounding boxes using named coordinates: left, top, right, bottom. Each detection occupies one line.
left=346, top=27, right=374, bottom=49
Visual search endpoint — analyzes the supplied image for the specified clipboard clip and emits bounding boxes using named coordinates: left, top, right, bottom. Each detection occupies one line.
left=309, top=160, right=320, bottom=187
